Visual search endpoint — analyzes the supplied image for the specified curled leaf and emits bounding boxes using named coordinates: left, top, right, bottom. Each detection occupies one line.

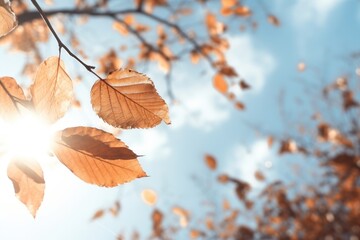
left=7, top=158, right=45, bottom=217
left=91, top=69, right=170, bottom=129
left=0, top=0, right=17, bottom=38
left=53, top=127, right=146, bottom=187
left=31, top=57, right=73, bottom=123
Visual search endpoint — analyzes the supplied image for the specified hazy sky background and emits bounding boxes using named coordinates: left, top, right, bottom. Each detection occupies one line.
left=0, top=0, right=360, bottom=239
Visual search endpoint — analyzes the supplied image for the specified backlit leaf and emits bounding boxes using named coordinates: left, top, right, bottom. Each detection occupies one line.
left=213, top=73, right=228, bottom=94
left=53, top=127, right=146, bottom=187
left=91, top=69, right=170, bottom=129
left=31, top=57, right=73, bottom=123
left=7, top=158, right=45, bottom=217
left=141, top=189, right=158, bottom=206
left=0, top=77, right=26, bottom=120
left=0, top=0, right=17, bottom=38
left=204, top=154, right=217, bottom=170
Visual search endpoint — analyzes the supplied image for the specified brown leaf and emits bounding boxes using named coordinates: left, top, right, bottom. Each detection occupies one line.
left=173, top=206, right=190, bottom=228
left=234, top=6, right=252, bottom=17
left=0, top=77, right=26, bottom=120
left=204, top=154, right=217, bottom=170
left=91, top=209, right=105, bottom=221
left=31, top=57, right=73, bottom=123
left=7, top=158, right=45, bottom=217
left=152, top=209, right=164, bottom=237
left=141, top=189, right=157, bottom=206
left=254, top=170, right=265, bottom=181
left=239, top=80, right=251, bottom=90
left=0, top=0, right=17, bottom=38
left=53, top=127, right=146, bottom=187
left=213, top=73, right=228, bottom=94
left=109, top=201, right=121, bottom=216
left=268, top=15, right=280, bottom=26
left=235, top=101, right=245, bottom=110
left=91, top=69, right=170, bottom=129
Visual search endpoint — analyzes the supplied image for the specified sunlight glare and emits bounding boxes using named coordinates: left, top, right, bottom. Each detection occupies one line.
left=0, top=110, right=55, bottom=160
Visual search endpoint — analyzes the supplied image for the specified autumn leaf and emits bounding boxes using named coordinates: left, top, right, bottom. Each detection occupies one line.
left=0, top=77, right=26, bottom=120
left=173, top=206, right=190, bottom=228
left=268, top=15, right=280, bottom=26
left=213, top=73, right=228, bottom=94
left=0, top=0, right=17, bottom=38
left=204, top=154, right=217, bottom=170
left=109, top=201, right=121, bottom=216
left=31, top=56, right=73, bottom=123
left=141, top=189, right=158, bottom=206
left=91, top=209, right=105, bottom=221
left=91, top=69, right=170, bottom=129
left=7, top=158, right=45, bottom=217
left=53, top=127, right=147, bottom=187
left=239, top=80, right=250, bottom=90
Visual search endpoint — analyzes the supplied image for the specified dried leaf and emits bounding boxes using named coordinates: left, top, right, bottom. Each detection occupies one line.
left=173, top=206, right=190, bottom=228
left=0, top=77, right=26, bottom=120
left=297, top=62, right=306, bottom=72
left=152, top=209, right=164, bottom=237
left=254, top=171, right=265, bottom=181
left=268, top=15, right=280, bottom=26
left=235, top=101, right=245, bottom=110
left=53, top=127, right=146, bottom=187
left=141, top=189, right=157, bottom=206
left=0, top=0, right=17, bottom=38
left=109, top=201, right=121, bottom=216
left=7, top=158, right=45, bottom=217
left=213, top=73, right=228, bottom=94
left=239, top=80, right=250, bottom=90
left=91, top=69, right=170, bottom=129
left=91, top=209, right=105, bottom=221
left=204, top=154, right=217, bottom=170
left=31, top=57, right=73, bottom=123
left=234, top=6, right=252, bottom=17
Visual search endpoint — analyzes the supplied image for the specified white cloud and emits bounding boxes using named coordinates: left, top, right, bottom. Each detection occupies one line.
left=292, top=0, right=343, bottom=25
left=226, top=35, right=275, bottom=95
left=123, top=128, right=171, bottom=161
left=226, top=140, right=275, bottom=187
left=170, top=35, right=275, bottom=131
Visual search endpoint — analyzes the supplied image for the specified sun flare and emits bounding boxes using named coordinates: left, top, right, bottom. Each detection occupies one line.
left=0, top=109, right=55, bottom=160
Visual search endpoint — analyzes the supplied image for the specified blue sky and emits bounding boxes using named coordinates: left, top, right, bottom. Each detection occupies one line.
left=0, top=0, right=360, bottom=239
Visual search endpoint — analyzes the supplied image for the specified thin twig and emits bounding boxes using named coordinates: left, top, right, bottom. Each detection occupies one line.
left=30, top=0, right=103, bottom=80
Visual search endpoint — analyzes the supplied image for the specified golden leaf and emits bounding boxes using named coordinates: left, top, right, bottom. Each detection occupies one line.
left=53, top=127, right=146, bottom=187
left=213, top=73, right=228, bottom=94
left=7, top=158, right=45, bottom=217
left=31, top=57, right=73, bottom=123
left=0, top=0, right=17, bottom=38
left=91, top=69, right=170, bottom=129
left=0, top=77, right=26, bottom=120
left=141, top=189, right=157, bottom=206
left=204, top=154, right=217, bottom=170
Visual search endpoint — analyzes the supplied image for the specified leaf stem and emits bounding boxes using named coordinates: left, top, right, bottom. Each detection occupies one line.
left=30, top=0, right=103, bottom=80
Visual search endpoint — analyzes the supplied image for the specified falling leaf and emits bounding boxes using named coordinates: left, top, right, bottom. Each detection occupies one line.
left=91, top=69, right=170, bottom=129
left=173, top=206, right=190, bottom=228
left=0, top=77, right=26, bottom=120
left=213, top=73, right=228, bottom=94
left=7, top=158, right=45, bottom=217
left=204, top=154, right=217, bottom=170
left=239, top=80, right=250, bottom=90
left=254, top=171, right=265, bottom=181
left=53, top=127, right=147, bottom=187
left=234, top=101, right=245, bottom=110
left=141, top=189, right=157, bottom=206
left=0, top=0, right=17, bottom=38
left=109, top=201, right=121, bottom=216
left=234, top=6, right=252, bottom=17
left=218, top=174, right=229, bottom=184
left=267, top=136, right=274, bottom=148
left=31, top=57, right=73, bottom=123
left=297, top=62, right=306, bottom=72
left=221, top=0, right=237, bottom=8
left=91, top=209, right=105, bottom=221
left=152, top=209, right=164, bottom=237
left=267, top=15, right=280, bottom=26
